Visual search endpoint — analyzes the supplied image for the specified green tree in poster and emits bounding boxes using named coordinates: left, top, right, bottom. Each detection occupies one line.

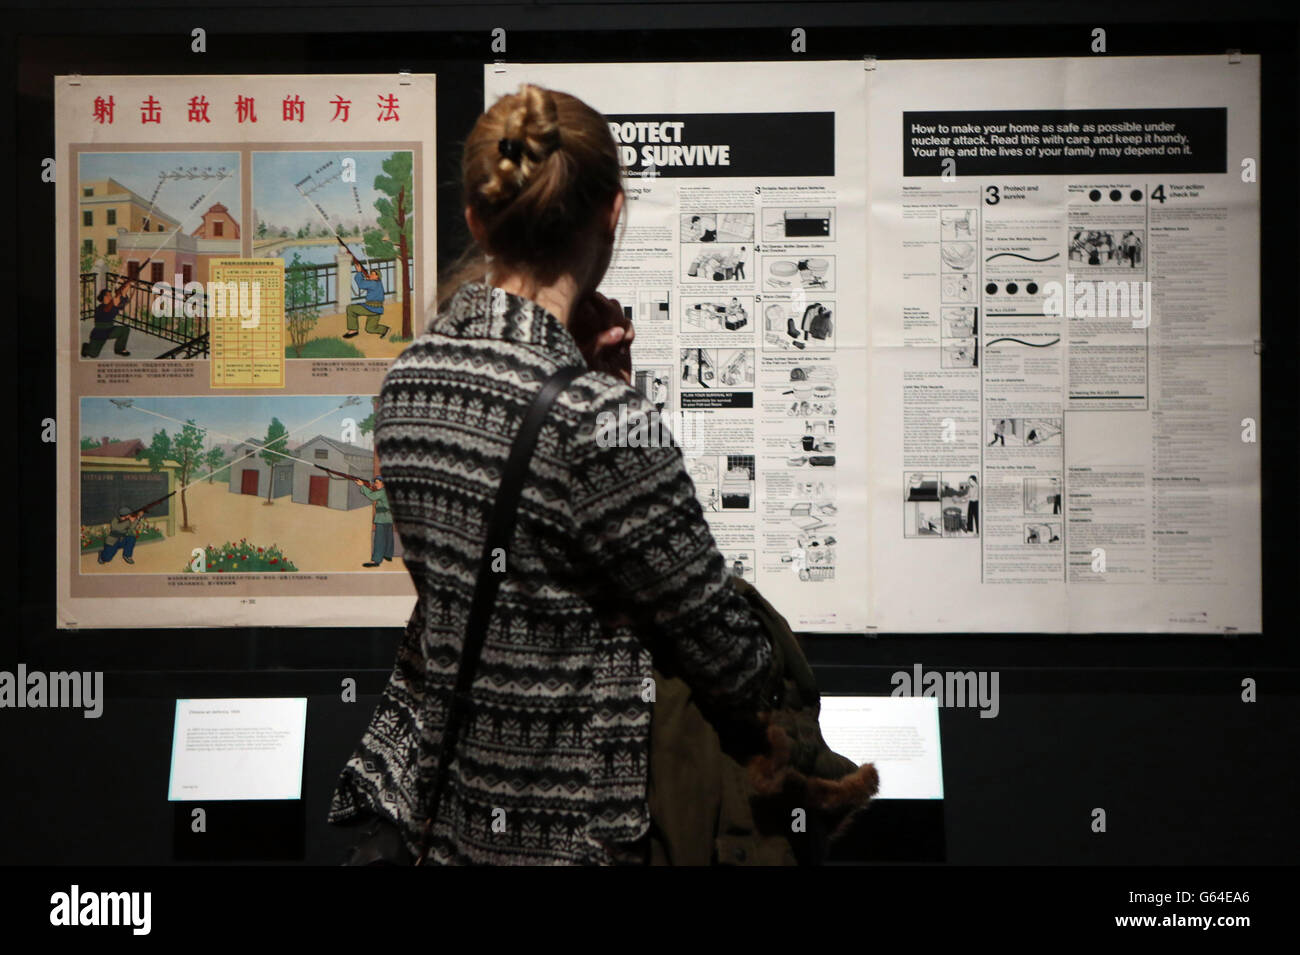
left=358, top=409, right=376, bottom=439
left=143, top=420, right=206, bottom=532
left=81, top=436, right=126, bottom=451
left=260, top=418, right=289, bottom=504
left=79, top=249, right=123, bottom=277
left=206, top=446, right=228, bottom=484
left=285, top=251, right=321, bottom=357
left=365, top=152, right=414, bottom=339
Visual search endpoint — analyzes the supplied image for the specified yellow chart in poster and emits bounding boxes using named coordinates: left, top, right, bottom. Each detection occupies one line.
left=209, top=258, right=286, bottom=388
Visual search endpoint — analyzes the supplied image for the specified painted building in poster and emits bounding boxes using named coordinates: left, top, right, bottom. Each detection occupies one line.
left=291, top=436, right=373, bottom=511
left=227, top=437, right=293, bottom=500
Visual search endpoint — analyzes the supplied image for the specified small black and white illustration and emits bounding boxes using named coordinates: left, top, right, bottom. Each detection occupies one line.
left=688, top=454, right=755, bottom=511
left=789, top=477, right=835, bottom=503
left=942, top=306, right=978, bottom=339
left=1023, top=522, right=1062, bottom=544
left=681, top=295, right=753, bottom=333
left=943, top=338, right=978, bottom=369
left=760, top=300, right=835, bottom=352
left=784, top=416, right=836, bottom=458
left=782, top=490, right=838, bottom=581
left=785, top=441, right=837, bottom=469
left=787, top=508, right=837, bottom=541
left=679, top=347, right=754, bottom=390
left=941, top=471, right=980, bottom=538
left=632, top=365, right=674, bottom=414
left=941, top=271, right=977, bottom=303
left=787, top=497, right=837, bottom=532
left=781, top=394, right=836, bottom=418
left=904, top=471, right=979, bottom=538
left=904, top=472, right=943, bottom=537
left=1023, top=475, right=1062, bottom=515
left=1069, top=229, right=1144, bottom=268
left=681, top=212, right=754, bottom=243
left=940, top=240, right=978, bottom=272
left=986, top=417, right=1063, bottom=448
left=790, top=530, right=837, bottom=581
left=605, top=288, right=670, bottom=325
left=688, top=457, right=721, bottom=511
left=940, top=208, right=976, bottom=241
left=779, top=375, right=837, bottom=417
left=724, top=550, right=757, bottom=583
left=786, top=363, right=838, bottom=383
left=683, top=244, right=752, bottom=283
left=634, top=288, right=671, bottom=323
left=1022, top=419, right=1063, bottom=447
left=761, top=207, right=835, bottom=240
left=762, top=254, right=834, bottom=291
left=604, top=290, right=635, bottom=324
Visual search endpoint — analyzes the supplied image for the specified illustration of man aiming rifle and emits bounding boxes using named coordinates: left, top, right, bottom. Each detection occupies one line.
left=82, top=279, right=136, bottom=358
left=98, top=506, right=146, bottom=564
left=338, top=238, right=390, bottom=341
left=314, top=464, right=393, bottom=567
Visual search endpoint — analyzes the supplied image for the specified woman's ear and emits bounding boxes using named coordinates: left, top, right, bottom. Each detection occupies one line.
left=607, top=191, right=625, bottom=241
left=465, top=205, right=486, bottom=245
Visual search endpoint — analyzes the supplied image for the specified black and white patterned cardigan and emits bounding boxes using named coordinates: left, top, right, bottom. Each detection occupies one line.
left=329, top=281, right=773, bottom=865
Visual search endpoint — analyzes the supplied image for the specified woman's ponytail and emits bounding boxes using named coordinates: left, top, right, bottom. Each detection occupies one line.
left=481, top=85, right=562, bottom=204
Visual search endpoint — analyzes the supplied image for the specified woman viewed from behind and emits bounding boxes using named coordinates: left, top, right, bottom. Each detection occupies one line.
left=329, top=84, right=777, bottom=865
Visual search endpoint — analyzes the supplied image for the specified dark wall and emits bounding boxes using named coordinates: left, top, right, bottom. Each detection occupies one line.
left=4, top=0, right=1297, bottom=865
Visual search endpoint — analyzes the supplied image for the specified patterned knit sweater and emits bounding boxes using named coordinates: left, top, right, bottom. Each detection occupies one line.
left=329, top=281, right=774, bottom=865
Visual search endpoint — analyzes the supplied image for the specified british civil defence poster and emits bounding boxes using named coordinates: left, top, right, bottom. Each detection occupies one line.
left=867, top=55, right=1261, bottom=632
left=487, top=61, right=871, bottom=633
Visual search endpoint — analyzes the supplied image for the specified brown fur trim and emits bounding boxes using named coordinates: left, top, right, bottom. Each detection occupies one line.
left=746, top=724, right=879, bottom=813
left=806, top=763, right=879, bottom=810
left=746, top=722, right=795, bottom=795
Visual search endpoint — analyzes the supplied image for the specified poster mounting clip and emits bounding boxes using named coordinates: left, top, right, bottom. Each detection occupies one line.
left=863, top=55, right=878, bottom=72
left=1227, top=49, right=1242, bottom=64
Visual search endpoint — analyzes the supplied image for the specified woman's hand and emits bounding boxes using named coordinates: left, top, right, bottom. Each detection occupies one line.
left=569, top=291, right=635, bottom=383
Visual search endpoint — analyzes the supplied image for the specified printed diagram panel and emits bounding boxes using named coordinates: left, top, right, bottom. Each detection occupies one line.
left=760, top=298, right=836, bottom=352
left=680, top=295, right=754, bottom=334
left=986, top=417, right=1063, bottom=449
left=904, top=471, right=981, bottom=539
left=680, top=211, right=755, bottom=244
left=761, top=254, right=835, bottom=292
left=689, top=454, right=757, bottom=513
left=679, top=347, right=755, bottom=391
left=761, top=206, right=835, bottom=241
left=683, top=243, right=754, bottom=284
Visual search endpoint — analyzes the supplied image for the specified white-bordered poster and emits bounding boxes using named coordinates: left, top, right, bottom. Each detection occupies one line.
left=56, top=74, right=434, bottom=628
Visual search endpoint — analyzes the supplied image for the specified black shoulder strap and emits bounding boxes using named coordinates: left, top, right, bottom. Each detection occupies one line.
left=417, top=363, right=586, bottom=859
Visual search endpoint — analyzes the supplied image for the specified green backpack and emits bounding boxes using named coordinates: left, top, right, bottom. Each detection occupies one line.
left=646, top=575, right=878, bottom=865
